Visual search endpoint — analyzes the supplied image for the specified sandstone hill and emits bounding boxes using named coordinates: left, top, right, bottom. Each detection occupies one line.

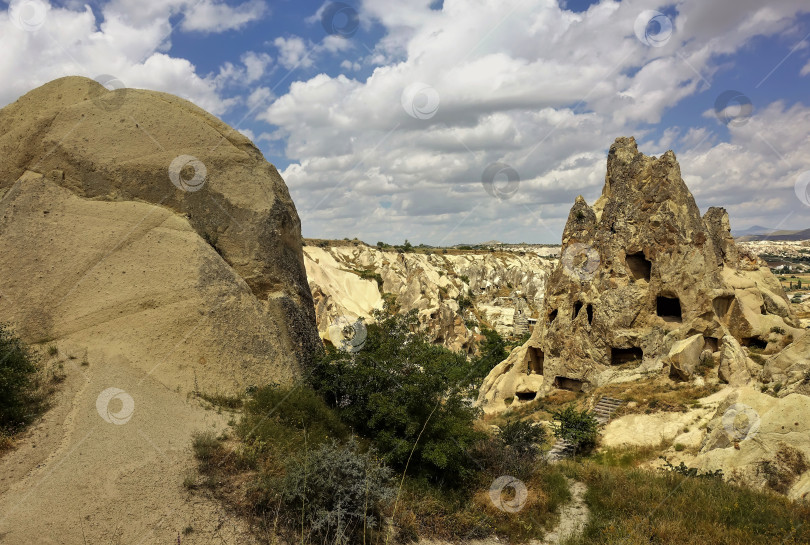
left=479, top=137, right=804, bottom=414
left=0, top=77, right=317, bottom=543
left=303, top=242, right=557, bottom=352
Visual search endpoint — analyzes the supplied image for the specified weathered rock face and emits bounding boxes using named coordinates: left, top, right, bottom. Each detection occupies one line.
left=303, top=244, right=554, bottom=353
left=0, top=76, right=319, bottom=391
left=478, top=137, right=799, bottom=413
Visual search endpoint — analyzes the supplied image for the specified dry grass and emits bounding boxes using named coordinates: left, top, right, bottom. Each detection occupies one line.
left=482, top=388, right=581, bottom=428
left=394, top=465, right=571, bottom=543
left=561, top=460, right=810, bottom=545
left=590, top=377, right=720, bottom=417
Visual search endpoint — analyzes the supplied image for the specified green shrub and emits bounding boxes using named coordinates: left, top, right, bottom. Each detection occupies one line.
left=238, top=383, right=348, bottom=458
left=358, top=268, right=384, bottom=289
left=191, top=430, right=223, bottom=473
left=276, top=439, right=394, bottom=545
left=499, top=419, right=546, bottom=456
left=310, top=309, right=484, bottom=483
left=457, top=295, right=474, bottom=312
left=473, top=419, right=547, bottom=481
left=551, top=405, right=599, bottom=453
left=0, top=325, right=43, bottom=432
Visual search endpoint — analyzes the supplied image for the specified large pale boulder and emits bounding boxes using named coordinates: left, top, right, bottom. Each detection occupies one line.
left=717, top=334, right=753, bottom=386
left=0, top=77, right=319, bottom=391
left=763, top=332, right=810, bottom=396
left=668, top=333, right=705, bottom=380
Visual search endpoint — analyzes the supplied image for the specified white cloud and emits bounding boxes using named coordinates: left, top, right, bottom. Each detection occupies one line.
left=681, top=101, right=810, bottom=228
left=259, top=0, right=810, bottom=243
left=0, top=0, right=269, bottom=115
left=102, top=0, right=266, bottom=33
left=801, top=59, right=810, bottom=76
left=181, top=0, right=267, bottom=33
left=274, top=36, right=315, bottom=70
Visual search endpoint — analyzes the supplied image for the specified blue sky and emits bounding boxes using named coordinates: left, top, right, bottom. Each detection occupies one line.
left=3, top=0, right=810, bottom=244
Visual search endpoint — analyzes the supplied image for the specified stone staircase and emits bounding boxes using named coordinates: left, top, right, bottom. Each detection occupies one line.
left=546, top=396, right=624, bottom=462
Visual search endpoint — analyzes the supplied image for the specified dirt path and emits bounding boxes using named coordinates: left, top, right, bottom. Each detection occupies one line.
left=539, top=478, right=590, bottom=545
left=0, top=342, right=258, bottom=544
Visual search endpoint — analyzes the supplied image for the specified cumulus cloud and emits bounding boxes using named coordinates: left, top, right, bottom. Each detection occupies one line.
left=274, top=36, right=315, bottom=70
left=260, top=0, right=810, bottom=243
left=181, top=0, right=267, bottom=33
left=0, top=0, right=268, bottom=114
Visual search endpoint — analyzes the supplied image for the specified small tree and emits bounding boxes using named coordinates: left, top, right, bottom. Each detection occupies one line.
left=551, top=405, right=599, bottom=453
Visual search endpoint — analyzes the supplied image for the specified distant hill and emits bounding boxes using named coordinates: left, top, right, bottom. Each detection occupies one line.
left=733, top=225, right=779, bottom=237
left=737, top=227, right=810, bottom=241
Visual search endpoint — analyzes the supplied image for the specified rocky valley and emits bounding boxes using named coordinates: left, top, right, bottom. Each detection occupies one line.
left=1, top=78, right=809, bottom=545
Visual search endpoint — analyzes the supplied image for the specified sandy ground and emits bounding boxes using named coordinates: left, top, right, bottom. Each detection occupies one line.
left=0, top=341, right=257, bottom=544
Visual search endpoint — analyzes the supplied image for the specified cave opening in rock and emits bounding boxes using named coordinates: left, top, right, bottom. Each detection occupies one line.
left=657, top=296, right=682, bottom=322
left=742, top=337, right=768, bottom=349
left=704, top=336, right=719, bottom=352
left=713, top=295, right=734, bottom=317
left=525, top=346, right=545, bottom=374
left=610, top=346, right=644, bottom=365
left=516, top=391, right=537, bottom=401
left=626, top=252, right=652, bottom=281
left=586, top=303, right=594, bottom=324
left=573, top=301, right=583, bottom=319
left=548, top=308, right=558, bottom=323
left=553, top=376, right=585, bottom=392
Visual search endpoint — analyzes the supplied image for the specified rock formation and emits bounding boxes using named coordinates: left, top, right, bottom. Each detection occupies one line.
left=479, top=137, right=802, bottom=413
left=0, top=76, right=319, bottom=393
left=302, top=243, right=554, bottom=353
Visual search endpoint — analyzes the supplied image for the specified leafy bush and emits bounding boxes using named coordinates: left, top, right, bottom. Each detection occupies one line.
left=238, top=383, right=348, bottom=458
left=0, top=324, right=42, bottom=432
left=473, top=419, right=547, bottom=480
left=277, top=439, right=394, bottom=545
left=457, top=295, right=474, bottom=312
left=310, top=309, right=484, bottom=483
left=191, top=430, right=222, bottom=470
left=550, top=405, right=599, bottom=453
left=358, top=268, right=384, bottom=288
left=499, top=419, right=546, bottom=456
